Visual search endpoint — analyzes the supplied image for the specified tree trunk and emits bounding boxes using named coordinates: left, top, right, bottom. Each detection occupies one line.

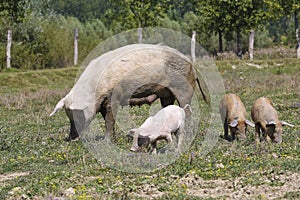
left=138, top=28, right=143, bottom=44
left=236, top=27, right=242, bottom=59
left=6, top=30, right=12, bottom=68
left=191, top=31, right=196, bottom=63
left=249, top=30, right=255, bottom=60
left=74, top=28, right=79, bottom=66
left=218, top=30, right=223, bottom=52
left=295, top=11, right=300, bottom=59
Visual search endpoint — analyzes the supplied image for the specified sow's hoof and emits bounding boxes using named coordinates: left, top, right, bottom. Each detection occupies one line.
left=64, top=136, right=79, bottom=142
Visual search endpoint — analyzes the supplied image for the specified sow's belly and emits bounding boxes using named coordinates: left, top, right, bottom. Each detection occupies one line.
left=116, top=83, right=174, bottom=106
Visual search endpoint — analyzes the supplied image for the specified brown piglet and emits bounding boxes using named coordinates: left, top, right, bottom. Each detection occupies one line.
left=251, top=97, right=294, bottom=144
left=220, top=93, right=254, bottom=141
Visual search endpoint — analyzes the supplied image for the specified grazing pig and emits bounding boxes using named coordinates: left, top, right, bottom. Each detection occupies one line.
left=251, top=97, right=294, bottom=144
left=50, top=44, right=208, bottom=141
left=128, top=105, right=191, bottom=154
left=219, top=93, right=254, bottom=141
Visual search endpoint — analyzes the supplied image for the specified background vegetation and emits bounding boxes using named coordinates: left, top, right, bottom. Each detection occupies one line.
left=0, top=0, right=300, bottom=69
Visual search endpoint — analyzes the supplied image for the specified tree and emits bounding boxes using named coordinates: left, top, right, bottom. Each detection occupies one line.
left=108, top=0, right=171, bottom=29
left=200, top=0, right=281, bottom=58
left=51, top=0, right=111, bottom=22
left=0, top=0, right=26, bottom=24
left=167, top=0, right=199, bottom=20
left=278, top=0, right=300, bottom=58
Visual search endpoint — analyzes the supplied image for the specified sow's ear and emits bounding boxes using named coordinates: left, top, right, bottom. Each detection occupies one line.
left=246, top=120, right=255, bottom=127
left=49, top=97, right=65, bottom=116
left=127, top=129, right=136, bottom=138
left=281, top=121, right=294, bottom=127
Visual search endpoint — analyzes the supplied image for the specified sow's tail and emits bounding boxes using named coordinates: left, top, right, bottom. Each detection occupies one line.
left=183, top=104, right=193, bottom=113
left=49, top=97, right=65, bottom=116
left=196, top=77, right=210, bottom=104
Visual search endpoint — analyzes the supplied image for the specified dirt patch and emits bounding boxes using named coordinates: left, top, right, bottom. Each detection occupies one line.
left=130, top=171, right=300, bottom=199
left=0, top=172, right=31, bottom=182
left=131, top=183, right=165, bottom=199
left=179, top=171, right=300, bottom=199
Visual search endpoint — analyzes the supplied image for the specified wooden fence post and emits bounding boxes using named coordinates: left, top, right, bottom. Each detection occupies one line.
left=249, top=30, right=255, bottom=61
left=7, top=30, right=12, bottom=68
left=74, top=28, right=79, bottom=66
left=295, top=12, right=300, bottom=59
left=296, top=29, right=300, bottom=58
left=138, top=28, right=143, bottom=44
left=191, top=31, right=196, bottom=63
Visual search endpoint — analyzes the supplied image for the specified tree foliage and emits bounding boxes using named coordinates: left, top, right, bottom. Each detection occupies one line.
left=0, top=0, right=299, bottom=69
left=0, top=0, right=27, bottom=24
left=108, top=0, right=171, bottom=29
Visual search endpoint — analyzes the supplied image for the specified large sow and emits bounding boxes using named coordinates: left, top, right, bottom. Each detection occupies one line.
left=50, top=44, right=207, bottom=140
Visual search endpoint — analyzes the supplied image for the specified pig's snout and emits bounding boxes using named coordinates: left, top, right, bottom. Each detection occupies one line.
left=130, top=146, right=139, bottom=152
left=272, top=134, right=282, bottom=144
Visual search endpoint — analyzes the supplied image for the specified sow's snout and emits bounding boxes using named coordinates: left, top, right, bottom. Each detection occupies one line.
left=66, top=109, right=87, bottom=140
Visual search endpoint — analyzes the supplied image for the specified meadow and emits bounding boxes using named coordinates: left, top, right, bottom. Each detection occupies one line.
left=0, top=59, right=299, bottom=199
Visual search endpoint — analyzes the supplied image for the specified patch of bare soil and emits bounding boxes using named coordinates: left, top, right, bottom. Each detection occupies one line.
left=131, top=183, right=165, bottom=199
left=181, top=171, right=299, bottom=199
left=131, top=171, right=300, bottom=199
left=0, top=172, right=30, bottom=184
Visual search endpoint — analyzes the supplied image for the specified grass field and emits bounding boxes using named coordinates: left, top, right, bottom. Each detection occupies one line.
left=0, top=59, right=299, bottom=199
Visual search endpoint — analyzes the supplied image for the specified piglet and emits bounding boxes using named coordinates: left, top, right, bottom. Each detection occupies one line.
left=220, top=93, right=254, bottom=141
left=128, top=104, right=191, bottom=154
left=251, top=97, right=294, bottom=144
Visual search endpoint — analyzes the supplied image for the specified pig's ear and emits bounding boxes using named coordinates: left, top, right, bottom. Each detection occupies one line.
left=266, top=121, right=276, bottom=130
left=267, top=121, right=276, bottom=126
left=281, top=121, right=294, bottom=127
left=229, top=119, right=238, bottom=127
left=127, top=129, right=136, bottom=137
left=49, top=97, right=65, bottom=116
left=138, top=136, right=150, bottom=146
left=246, top=120, right=255, bottom=127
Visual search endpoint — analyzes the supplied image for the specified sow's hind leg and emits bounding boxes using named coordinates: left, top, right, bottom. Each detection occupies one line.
left=174, top=86, right=193, bottom=118
left=160, top=96, right=176, bottom=107
left=174, top=124, right=185, bottom=153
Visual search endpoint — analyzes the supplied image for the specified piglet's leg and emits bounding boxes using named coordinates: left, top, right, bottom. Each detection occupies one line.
left=150, top=142, right=157, bottom=154
left=162, top=133, right=175, bottom=152
left=255, top=123, right=261, bottom=144
left=223, top=119, right=230, bottom=141
left=130, top=133, right=139, bottom=152
left=176, top=124, right=185, bottom=153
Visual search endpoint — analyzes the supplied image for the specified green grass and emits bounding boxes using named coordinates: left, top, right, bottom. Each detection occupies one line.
left=0, top=60, right=299, bottom=199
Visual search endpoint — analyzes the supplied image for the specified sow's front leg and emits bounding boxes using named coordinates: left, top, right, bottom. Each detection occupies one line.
left=68, top=120, right=79, bottom=141
left=100, top=105, right=116, bottom=142
left=66, top=109, right=85, bottom=141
